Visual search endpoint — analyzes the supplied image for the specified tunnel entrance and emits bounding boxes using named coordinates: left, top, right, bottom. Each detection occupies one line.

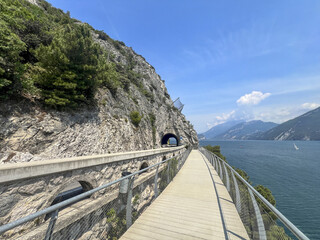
left=45, top=181, right=93, bottom=220
left=161, top=133, right=179, bottom=147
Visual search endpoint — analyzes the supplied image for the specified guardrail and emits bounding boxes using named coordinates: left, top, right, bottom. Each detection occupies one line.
left=200, top=147, right=309, bottom=240
left=0, top=148, right=191, bottom=240
left=0, top=146, right=185, bottom=183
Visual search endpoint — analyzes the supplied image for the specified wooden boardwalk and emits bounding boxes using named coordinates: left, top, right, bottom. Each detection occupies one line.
left=120, top=150, right=249, bottom=240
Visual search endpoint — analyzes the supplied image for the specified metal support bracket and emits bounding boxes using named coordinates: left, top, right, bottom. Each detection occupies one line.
left=231, top=170, right=241, bottom=213
left=154, top=165, right=159, bottom=198
left=126, top=176, right=135, bottom=229
left=167, top=160, right=170, bottom=184
left=44, top=210, right=59, bottom=240
left=223, top=162, right=230, bottom=192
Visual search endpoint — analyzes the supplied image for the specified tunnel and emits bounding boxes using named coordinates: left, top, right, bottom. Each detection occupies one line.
left=161, top=133, right=179, bottom=146
left=45, top=180, right=93, bottom=220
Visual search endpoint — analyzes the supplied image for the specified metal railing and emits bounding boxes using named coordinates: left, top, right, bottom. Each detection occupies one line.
left=200, top=147, right=309, bottom=240
left=0, top=148, right=191, bottom=240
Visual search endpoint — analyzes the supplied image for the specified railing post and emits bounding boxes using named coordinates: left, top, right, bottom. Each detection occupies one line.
left=231, top=171, right=241, bottom=213
left=44, top=210, right=59, bottom=240
left=167, top=160, right=170, bottom=184
left=248, top=188, right=267, bottom=240
left=215, top=156, right=218, bottom=172
left=126, top=176, right=135, bottom=229
left=218, top=159, right=223, bottom=181
left=223, top=162, right=230, bottom=192
left=213, top=156, right=215, bottom=167
left=154, top=165, right=159, bottom=198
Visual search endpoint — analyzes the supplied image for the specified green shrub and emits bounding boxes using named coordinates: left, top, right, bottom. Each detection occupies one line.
left=95, top=29, right=110, bottom=41
left=204, top=145, right=226, bottom=161
left=130, top=111, right=143, bottom=127
left=149, top=113, right=156, bottom=146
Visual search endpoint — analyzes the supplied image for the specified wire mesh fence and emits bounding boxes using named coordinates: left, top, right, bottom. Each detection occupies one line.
left=200, top=148, right=308, bottom=240
left=173, top=98, right=184, bottom=112
left=0, top=148, right=191, bottom=240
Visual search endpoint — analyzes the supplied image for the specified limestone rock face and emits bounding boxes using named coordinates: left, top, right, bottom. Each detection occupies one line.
left=0, top=28, right=198, bottom=164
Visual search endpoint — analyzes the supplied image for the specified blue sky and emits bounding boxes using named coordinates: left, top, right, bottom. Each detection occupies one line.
left=48, top=0, right=320, bottom=133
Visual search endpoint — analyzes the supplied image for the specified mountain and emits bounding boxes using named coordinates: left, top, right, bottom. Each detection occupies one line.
left=258, top=107, right=320, bottom=140
left=214, top=120, right=278, bottom=140
left=200, top=120, right=244, bottom=140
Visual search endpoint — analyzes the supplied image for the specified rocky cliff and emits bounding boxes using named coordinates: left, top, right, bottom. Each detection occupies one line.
left=0, top=1, right=198, bottom=164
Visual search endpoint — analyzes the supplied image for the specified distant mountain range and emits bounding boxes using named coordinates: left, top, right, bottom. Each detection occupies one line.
left=258, top=107, right=320, bottom=140
left=215, top=120, right=278, bottom=140
left=200, top=120, right=244, bottom=140
left=199, top=120, right=277, bottom=140
left=199, top=107, right=320, bottom=141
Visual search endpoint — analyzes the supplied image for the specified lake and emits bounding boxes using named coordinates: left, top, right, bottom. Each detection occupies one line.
left=200, top=140, right=320, bottom=239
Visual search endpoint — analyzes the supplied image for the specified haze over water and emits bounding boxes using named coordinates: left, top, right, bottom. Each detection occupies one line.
left=200, top=140, right=320, bottom=239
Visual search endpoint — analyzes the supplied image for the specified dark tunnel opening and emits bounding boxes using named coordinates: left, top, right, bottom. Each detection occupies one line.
left=161, top=133, right=179, bottom=147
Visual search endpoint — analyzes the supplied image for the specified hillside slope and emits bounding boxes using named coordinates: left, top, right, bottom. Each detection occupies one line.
left=215, top=120, right=278, bottom=140
left=259, top=107, right=320, bottom=140
left=0, top=0, right=198, bottom=164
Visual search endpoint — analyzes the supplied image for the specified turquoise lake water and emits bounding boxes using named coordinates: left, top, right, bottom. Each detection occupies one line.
left=200, top=140, right=320, bottom=239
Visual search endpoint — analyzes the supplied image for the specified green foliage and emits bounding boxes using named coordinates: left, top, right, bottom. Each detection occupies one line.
left=132, top=194, right=140, bottom=205
left=33, top=24, right=101, bottom=108
left=130, top=111, right=143, bottom=127
left=149, top=113, right=156, bottom=147
left=203, top=145, right=226, bottom=161
left=234, top=168, right=250, bottom=182
left=112, top=40, right=126, bottom=56
left=0, top=0, right=156, bottom=108
left=19, top=19, right=53, bottom=63
left=95, top=29, right=110, bottom=41
left=0, top=20, right=26, bottom=97
left=255, top=184, right=277, bottom=220
left=149, top=113, right=156, bottom=126
left=106, top=208, right=126, bottom=240
left=97, top=58, right=120, bottom=96
left=0, top=0, right=122, bottom=107
left=266, top=225, right=291, bottom=240
left=255, top=184, right=276, bottom=206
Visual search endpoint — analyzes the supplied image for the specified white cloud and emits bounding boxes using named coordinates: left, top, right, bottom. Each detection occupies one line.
left=205, top=109, right=253, bottom=130
left=237, top=91, right=271, bottom=105
left=215, top=110, right=236, bottom=121
left=301, top=102, right=320, bottom=110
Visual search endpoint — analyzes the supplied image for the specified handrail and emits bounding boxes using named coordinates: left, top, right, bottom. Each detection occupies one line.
left=0, top=149, right=189, bottom=235
left=0, top=146, right=185, bottom=183
left=200, top=147, right=309, bottom=240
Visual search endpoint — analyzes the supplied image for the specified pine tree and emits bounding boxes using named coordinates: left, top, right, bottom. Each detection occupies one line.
left=34, top=24, right=101, bottom=108
left=0, top=20, right=26, bottom=97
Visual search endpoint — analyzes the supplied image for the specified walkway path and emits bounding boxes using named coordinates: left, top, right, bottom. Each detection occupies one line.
left=120, top=150, right=249, bottom=240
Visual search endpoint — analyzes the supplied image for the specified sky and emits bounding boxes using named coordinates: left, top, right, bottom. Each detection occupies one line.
left=47, top=0, right=320, bottom=133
